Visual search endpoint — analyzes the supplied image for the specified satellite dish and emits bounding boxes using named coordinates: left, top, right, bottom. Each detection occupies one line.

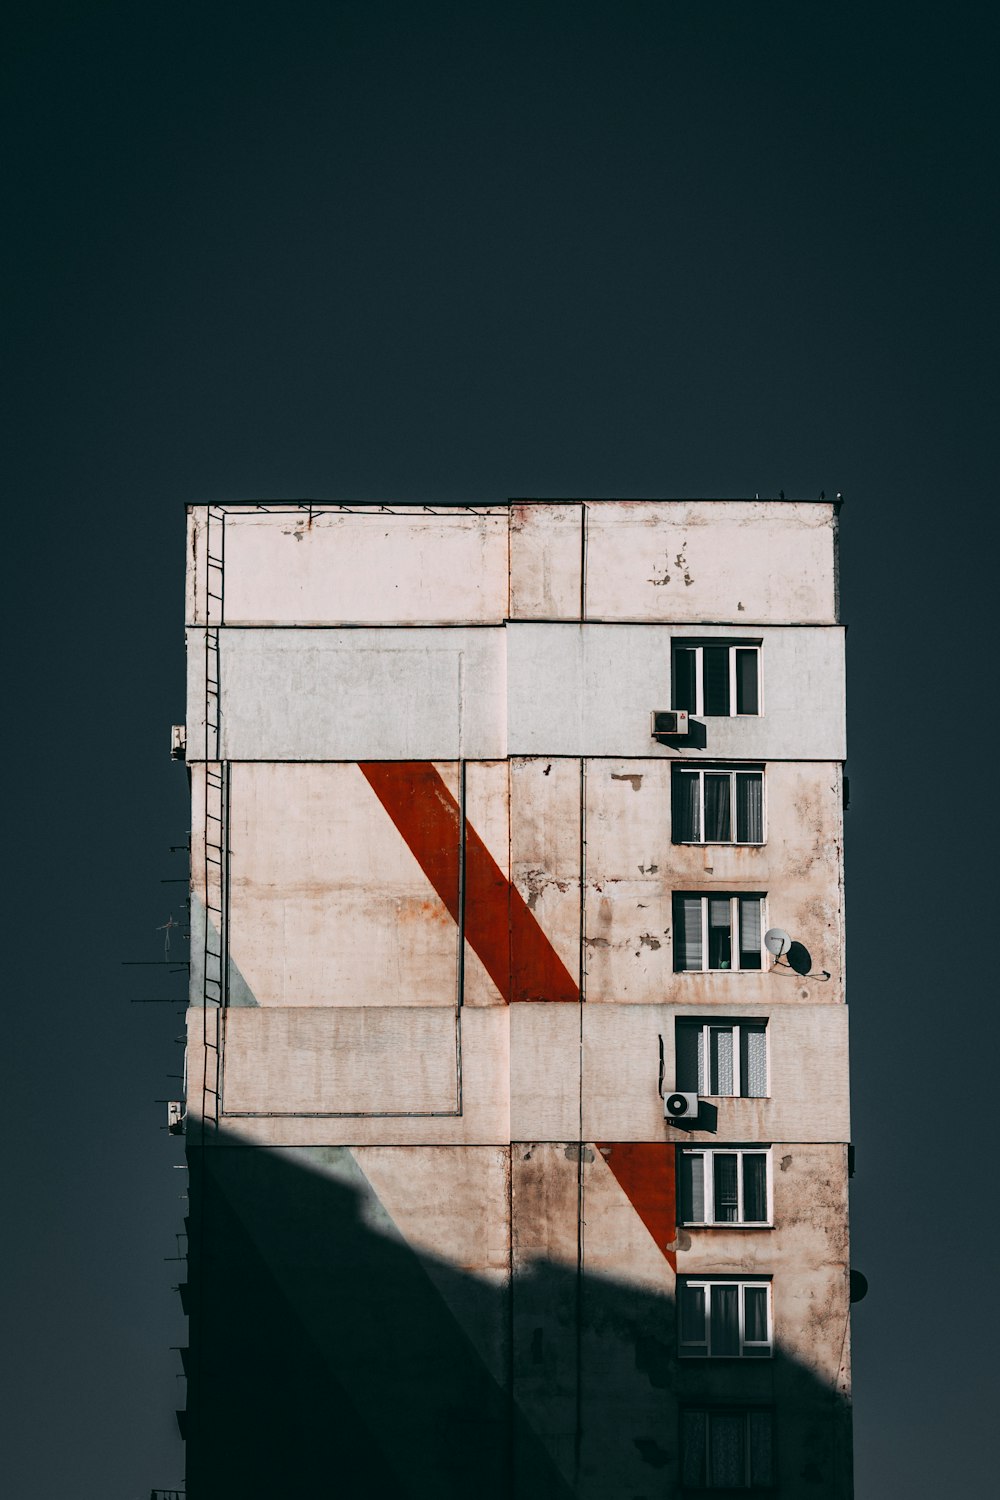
left=764, top=928, right=790, bottom=957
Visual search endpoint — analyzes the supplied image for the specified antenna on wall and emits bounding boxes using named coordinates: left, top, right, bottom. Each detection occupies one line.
left=764, top=928, right=790, bottom=959
left=765, top=927, right=831, bottom=981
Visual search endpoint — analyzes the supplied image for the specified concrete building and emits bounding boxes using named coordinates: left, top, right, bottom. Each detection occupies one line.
left=178, top=498, right=852, bottom=1498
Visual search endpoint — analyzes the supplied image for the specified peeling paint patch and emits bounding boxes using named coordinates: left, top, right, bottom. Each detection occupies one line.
left=637, top=862, right=659, bottom=875
left=634, top=1435, right=671, bottom=1467
left=634, top=1335, right=673, bottom=1392
left=637, top=933, right=662, bottom=950
left=611, top=773, right=643, bottom=791
left=564, top=1143, right=595, bottom=1163
left=781, top=1154, right=793, bottom=1172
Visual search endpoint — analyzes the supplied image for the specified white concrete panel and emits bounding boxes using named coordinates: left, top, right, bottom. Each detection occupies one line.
left=582, top=1149, right=673, bottom=1290
left=583, top=500, right=838, bottom=624
left=581, top=1003, right=849, bottom=1142
left=197, top=626, right=507, bottom=761
left=463, top=761, right=510, bottom=1007
left=510, top=758, right=581, bottom=998
left=227, top=763, right=459, bottom=1007
left=509, top=502, right=583, bottom=618
left=196, top=1006, right=510, bottom=1143
left=220, top=1006, right=461, bottom=1115
left=580, top=759, right=845, bottom=1003
left=677, top=1143, right=851, bottom=1381
left=506, top=623, right=846, bottom=759
left=354, top=1147, right=511, bottom=1383
left=665, top=761, right=846, bottom=1001
left=509, top=1003, right=580, bottom=1140
left=584, top=761, right=673, bottom=1003
left=191, top=506, right=510, bottom=625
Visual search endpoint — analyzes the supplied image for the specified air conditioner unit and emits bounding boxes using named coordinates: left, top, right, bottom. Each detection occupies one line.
left=663, top=1090, right=699, bottom=1122
left=651, top=709, right=689, bottom=740
left=170, top=724, right=187, bottom=761
left=167, top=1101, right=186, bottom=1135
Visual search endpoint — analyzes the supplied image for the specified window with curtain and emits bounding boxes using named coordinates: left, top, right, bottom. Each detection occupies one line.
left=671, top=641, right=761, bottom=717
left=681, top=1408, right=774, bottom=1489
left=678, top=1148, right=771, bottom=1225
left=678, top=1279, right=772, bottom=1358
left=672, top=894, right=765, bottom=970
left=675, top=1020, right=768, bottom=1098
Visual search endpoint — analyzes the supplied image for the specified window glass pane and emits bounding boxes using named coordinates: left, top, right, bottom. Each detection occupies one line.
left=680, top=1152, right=705, bottom=1222
left=713, top=1153, right=739, bottom=1222
left=681, top=1411, right=707, bottom=1487
left=710, top=1284, right=740, bottom=1356
left=704, top=774, right=732, bottom=841
left=742, top=1154, right=768, bottom=1222
left=710, top=1411, right=746, bottom=1486
left=676, top=1023, right=702, bottom=1093
left=703, top=646, right=731, bottom=715
left=735, top=772, right=764, bottom=843
left=749, top=1412, right=773, bottom=1486
left=741, top=1025, right=768, bottom=1098
left=744, top=1287, right=769, bottom=1348
left=735, top=647, right=759, bottom=714
left=710, top=1027, right=734, bottom=1095
left=739, top=897, right=762, bottom=969
left=672, top=770, right=701, bottom=842
left=673, top=647, right=698, bottom=713
left=680, top=1284, right=707, bottom=1347
left=674, top=894, right=703, bottom=971
left=708, top=898, right=732, bottom=969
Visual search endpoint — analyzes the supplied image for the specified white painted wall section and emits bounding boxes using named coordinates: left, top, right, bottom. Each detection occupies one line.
left=506, top=623, right=846, bottom=759
left=189, top=506, right=510, bottom=625
left=583, top=500, right=838, bottom=623
left=189, top=626, right=508, bottom=760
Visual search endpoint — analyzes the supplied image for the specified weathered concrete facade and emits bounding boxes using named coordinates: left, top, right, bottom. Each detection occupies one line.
left=180, top=500, right=852, bottom=1497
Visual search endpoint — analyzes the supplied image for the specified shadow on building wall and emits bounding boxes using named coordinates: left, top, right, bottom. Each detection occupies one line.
left=183, top=1132, right=852, bottom=1500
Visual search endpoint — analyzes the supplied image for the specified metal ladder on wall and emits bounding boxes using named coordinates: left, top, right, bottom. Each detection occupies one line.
left=200, top=506, right=226, bottom=1129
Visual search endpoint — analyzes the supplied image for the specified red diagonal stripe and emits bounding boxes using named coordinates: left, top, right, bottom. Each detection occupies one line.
left=359, top=762, right=578, bottom=1004
left=597, top=1143, right=677, bottom=1270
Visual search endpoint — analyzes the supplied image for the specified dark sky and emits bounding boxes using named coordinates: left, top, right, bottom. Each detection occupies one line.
left=5, top=2, right=998, bottom=1495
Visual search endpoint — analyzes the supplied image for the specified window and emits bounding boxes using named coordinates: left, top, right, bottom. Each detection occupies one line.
left=678, top=1148, right=771, bottom=1226
left=681, top=1408, right=774, bottom=1490
left=672, top=641, right=761, bottom=717
left=675, top=1020, right=768, bottom=1098
left=673, top=894, right=763, bottom=971
left=672, top=767, right=764, bottom=844
left=679, top=1279, right=772, bottom=1358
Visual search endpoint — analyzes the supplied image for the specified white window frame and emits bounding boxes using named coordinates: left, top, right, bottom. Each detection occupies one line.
left=682, top=1407, right=775, bottom=1490
left=678, top=1278, right=773, bottom=1358
left=671, top=641, right=763, bottom=718
left=675, top=1019, right=770, bottom=1098
left=673, top=894, right=766, bottom=972
left=671, top=765, right=766, bottom=845
left=677, top=1147, right=773, bottom=1227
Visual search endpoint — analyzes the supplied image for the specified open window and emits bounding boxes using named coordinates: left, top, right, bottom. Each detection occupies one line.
left=672, top=640, right=761, bottom=717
